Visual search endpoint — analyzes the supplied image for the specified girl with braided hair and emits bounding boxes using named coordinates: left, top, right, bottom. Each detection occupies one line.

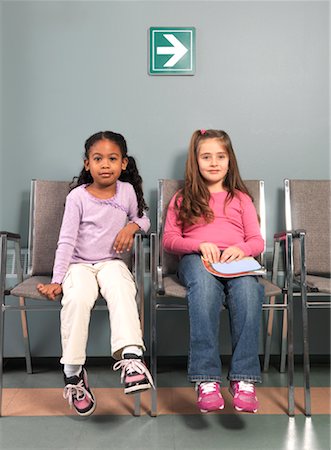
left=38, top=131, right=153, bottom=416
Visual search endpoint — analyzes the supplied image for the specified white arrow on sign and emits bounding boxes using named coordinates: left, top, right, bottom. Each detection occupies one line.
left=156, top=34, right=188, bottom=67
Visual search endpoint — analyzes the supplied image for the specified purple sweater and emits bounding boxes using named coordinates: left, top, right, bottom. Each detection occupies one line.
left=51, top=181, right=150, bottom=284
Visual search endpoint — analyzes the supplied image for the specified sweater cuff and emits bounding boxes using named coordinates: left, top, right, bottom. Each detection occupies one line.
left=51, top=276, right=64, bottom=285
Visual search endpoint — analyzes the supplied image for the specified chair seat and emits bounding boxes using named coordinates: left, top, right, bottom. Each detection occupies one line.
left=163, top=275, right=187, bottom=298
left=10, top=276, right=61, bottom=301
left=162, top=274, right=282, bottom=298
left=10, top=276, right=109, bottom=303
left=306, top=275, right=331, bottom=294
left=259, top=277, right=282, bottom=296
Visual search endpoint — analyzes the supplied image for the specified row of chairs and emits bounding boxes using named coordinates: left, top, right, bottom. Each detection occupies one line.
left=1, top=179, right=330, bottom=417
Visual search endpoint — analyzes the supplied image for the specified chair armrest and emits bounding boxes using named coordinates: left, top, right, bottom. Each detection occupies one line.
left=0, top=231, right=21, bottom=240
left=274, top=231, right=287, bottom=241
left=150, top=232, right=166, bottom=295
left=0, top=231, right=24, bottom=290
left=274, top=229, right=306, bottom=241
left=291, top=229, right=306, bottom=238
left=270, top=236, right=284, bottom=285
left=133, top=233, right=145, bottom=325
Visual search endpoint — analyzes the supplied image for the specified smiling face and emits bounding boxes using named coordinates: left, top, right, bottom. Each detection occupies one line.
left=84, top=139, right=128, bottom=190
left=197, top=138, right=229, bottom=192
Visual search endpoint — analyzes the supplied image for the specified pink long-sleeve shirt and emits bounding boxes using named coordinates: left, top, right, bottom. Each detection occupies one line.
left=163, top=190, right=264, bottom=257
left=51, top=181, right=150, bottom=284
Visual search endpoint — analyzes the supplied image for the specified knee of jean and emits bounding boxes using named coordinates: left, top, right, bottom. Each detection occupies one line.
left=186, top=274, right=219, bottom=296
left=231, top=276, right=263, bottom=294
left=230, top=277, right=264, bottom=314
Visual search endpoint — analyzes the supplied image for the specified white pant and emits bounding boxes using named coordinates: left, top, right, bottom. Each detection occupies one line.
left=60, top=260, right=145, bottom=364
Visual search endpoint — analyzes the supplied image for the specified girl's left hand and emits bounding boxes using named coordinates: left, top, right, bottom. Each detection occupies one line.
left=113, top=223, right=140, bottom=253
left=220, top=246, right=245, bottom=263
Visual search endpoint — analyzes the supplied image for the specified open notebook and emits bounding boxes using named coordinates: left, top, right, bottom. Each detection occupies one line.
left=201, top=256, right=266, bottom=278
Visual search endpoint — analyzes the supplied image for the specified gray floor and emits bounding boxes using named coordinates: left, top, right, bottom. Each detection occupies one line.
left=1, top=358, right=330, bottom=450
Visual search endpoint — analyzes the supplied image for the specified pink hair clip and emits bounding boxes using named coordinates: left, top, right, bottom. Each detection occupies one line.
left=200, top=129, right=206, bottom=135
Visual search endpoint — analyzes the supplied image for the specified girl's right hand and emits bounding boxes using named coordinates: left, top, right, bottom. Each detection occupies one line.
left=199, top=242, right=221, bottom=263
left=37, top=283, right=62, bottom=301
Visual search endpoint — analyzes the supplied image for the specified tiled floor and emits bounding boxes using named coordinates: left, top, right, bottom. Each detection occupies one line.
left=1, top=357, right=330, bottom=449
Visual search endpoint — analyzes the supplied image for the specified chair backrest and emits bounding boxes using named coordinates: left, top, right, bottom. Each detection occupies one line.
left=157, top=179, right=266, bottom=276
left=285, top=179, right=331, bottom=277
left=28, top=180, right=71, bottom=276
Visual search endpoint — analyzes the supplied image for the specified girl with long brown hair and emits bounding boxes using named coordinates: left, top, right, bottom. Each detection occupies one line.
left=163, top=129, right=264, bottom=414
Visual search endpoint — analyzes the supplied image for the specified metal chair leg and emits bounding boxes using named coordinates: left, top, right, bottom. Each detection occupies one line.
left=133, top=393, right=141, bottom=416
left=301, top=296, right=311, bottom=416
left=280, top=294, right=288, bottom=373
left=0, top=304, right=4, bottom=417
left=300, top=233, right=311, bottom=417
left=19, top=297, right=32, bottom=374
left=150, top=296, right=158, bottom=417
left=0, top=235, right=8, bottom=417
left=286, top=234, right=295, bottom=417
left=263, top=295, right=275, bottom=372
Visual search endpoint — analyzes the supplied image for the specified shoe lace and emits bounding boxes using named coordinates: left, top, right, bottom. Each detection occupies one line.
left=63, top=380, right=92, bottom=407
left=237, top=381, right=255, bottom=394
left=199, top=382, right=218, bottom=394
left=113, top=359, right=155, bottom=388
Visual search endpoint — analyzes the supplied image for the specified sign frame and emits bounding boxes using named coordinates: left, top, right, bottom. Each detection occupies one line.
left=149, top=27, right=196, bottom=76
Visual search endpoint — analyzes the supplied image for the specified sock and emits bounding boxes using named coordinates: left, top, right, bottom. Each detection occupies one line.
left=64, top=364, right=82, bottom=378
left=121, top=346, right=143, bottom=359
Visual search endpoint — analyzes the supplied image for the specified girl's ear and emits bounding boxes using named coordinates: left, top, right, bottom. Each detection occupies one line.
left=121, top=157, right=128, bottom=171
left=84, top=159, right=89, bottom=171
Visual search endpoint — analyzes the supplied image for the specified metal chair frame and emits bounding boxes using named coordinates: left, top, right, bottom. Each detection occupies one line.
left=149, top=179, right=294, bottom=417
left=280, top=178, right=331, bottom=417
left=0, top=179, right=145, bottom=417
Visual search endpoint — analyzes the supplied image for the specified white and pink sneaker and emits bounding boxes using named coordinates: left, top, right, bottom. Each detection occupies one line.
left=196, top=382, right=225, bottom=413
left=113, top=354, right=155, bottom=394
left=229, top=380, right=259, bottom=413
left=63, top=368, right=96, bottom=416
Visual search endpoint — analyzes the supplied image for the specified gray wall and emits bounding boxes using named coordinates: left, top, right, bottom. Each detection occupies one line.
left=1, top=0, right=330, bottom=357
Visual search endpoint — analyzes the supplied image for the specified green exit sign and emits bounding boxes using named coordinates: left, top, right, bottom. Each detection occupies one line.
left=149, top=27, right=196, bottom=75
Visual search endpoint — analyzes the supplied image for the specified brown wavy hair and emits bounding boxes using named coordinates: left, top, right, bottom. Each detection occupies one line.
left=175, top=129, right=252, bottom=226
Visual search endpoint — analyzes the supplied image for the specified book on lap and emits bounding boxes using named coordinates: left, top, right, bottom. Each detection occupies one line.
left=201, top=256, right=266, bottom=278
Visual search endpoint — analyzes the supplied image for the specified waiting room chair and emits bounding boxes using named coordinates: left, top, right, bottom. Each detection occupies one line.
left=281, top=179, right=331, bottom=417
left=0, top=179, right=145, bottom=417
left=149, top=179, right=294, bottom=416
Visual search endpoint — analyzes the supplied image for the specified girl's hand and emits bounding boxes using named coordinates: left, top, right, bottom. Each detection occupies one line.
left=220, top=246, right=245, bottom=263
left=199, top=242, right=221, bottom=263
left=113, top=223, right=140, bottom=253
left=37, top=283, right=62, bottom=301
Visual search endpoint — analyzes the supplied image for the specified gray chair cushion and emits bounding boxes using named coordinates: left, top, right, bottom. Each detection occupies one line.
left=10, top=276, right=62, bottom=301
left=163, top=275, right=187, bottom=298
left=306, top=275, right=331, bottom=294
left=163, top=274, right=282, bottom=299
left=258, top=277, right=282, bottom=296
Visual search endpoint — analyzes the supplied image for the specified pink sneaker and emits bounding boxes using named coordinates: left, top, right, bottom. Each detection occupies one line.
left=229, top=380, right=259, bottom=413
left=113, top=354, right=155, bottom=394
left=63, top=368, right=96, bottom=416
left=196, top=382, right=225, bottom=413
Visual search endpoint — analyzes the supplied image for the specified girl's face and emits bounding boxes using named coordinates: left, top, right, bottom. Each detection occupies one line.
left=84, top=139, right=128, bottom=188
left=197, top=138, right=229, bottom=192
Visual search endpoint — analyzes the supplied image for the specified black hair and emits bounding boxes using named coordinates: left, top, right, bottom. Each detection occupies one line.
left=71, top=131, right=148, bottom=217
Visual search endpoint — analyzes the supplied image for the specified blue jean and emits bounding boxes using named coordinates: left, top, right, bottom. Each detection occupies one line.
left=178, top=254, right=265, bottom=384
